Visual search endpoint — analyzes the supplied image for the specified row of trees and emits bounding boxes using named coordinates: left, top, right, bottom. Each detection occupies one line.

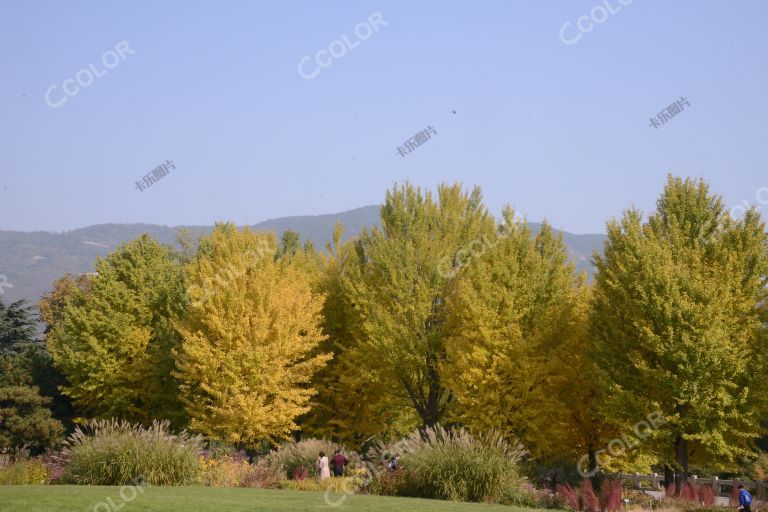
left=5, top=175, right=768, bottom=492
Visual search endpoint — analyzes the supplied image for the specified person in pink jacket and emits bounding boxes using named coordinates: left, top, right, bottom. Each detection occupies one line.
left=316, top=451, right=331, bottom=480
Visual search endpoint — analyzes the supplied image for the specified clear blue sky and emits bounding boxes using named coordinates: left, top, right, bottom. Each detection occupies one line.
left=1, top=1, right=767, bottom=234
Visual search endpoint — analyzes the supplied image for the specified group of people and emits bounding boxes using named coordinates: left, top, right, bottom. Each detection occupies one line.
left=315, top=450, right=401, bottom=480
left=316, top=450, right=349, bottom=480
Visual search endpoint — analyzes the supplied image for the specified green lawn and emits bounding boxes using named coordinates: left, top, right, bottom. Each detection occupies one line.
left=0, top=486, right=546, bottom=512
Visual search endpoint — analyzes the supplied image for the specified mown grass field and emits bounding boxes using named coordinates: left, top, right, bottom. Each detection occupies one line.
left=0, top=486, right=546, bottom=512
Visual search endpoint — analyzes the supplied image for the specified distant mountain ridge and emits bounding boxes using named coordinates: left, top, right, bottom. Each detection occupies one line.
left=0, top=205, right=606, bottom=307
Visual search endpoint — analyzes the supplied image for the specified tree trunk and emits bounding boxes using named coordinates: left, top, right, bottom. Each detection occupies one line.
left=423, top=350, right=443, bottom=428
left=588, top=447, right=601, bottom=489
left=664, top=464, right=674, bottom=490
left=674, top=435, right=689, bottom=496
left=400, top=370, right=442, bottom=428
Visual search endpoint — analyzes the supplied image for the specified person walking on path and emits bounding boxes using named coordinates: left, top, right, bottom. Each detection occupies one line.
left=317, top=451, right=331, bottom=480
left=331, top=449, right=349, bottom=477
left=738, top=485, right=752, bottom=512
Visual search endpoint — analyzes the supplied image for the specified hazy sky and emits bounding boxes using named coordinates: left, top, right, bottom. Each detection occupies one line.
left=1, top=1, right=767, bottom=234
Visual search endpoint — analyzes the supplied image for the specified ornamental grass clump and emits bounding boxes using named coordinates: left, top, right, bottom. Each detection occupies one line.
left=391, top=425, right=527, bottom=505
left=63, top=419, right=203, bottom=485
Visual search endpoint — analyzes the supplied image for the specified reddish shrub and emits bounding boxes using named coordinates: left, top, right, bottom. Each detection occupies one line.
left=681, top=482, right=698, bottom=502
left=240, top=464, right=283, bottom=488
left=292, top=465, right=309, bottom=480
left=666, top=483, right=676, bottom=497
left=557, top=483, right=580, bottom=511
left=39, top=449, right=69, bottom=483
left=730, top=485, right=740, bottom=506
left=583, top=479, right=599, bottom=512
left=700, top=484, right=716, bottom=506
left=602, top=479, right=623, bottom=512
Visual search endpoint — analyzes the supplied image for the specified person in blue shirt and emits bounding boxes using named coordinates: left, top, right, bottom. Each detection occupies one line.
left=738, top=485, right=752, bottom=512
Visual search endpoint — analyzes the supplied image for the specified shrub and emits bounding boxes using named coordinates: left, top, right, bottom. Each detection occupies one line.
left=601, top=478, right=623, bottom=512
left=199, top=453, right=250, bottom=487
left=682, top=482, right=698, bottom=502
left=370, top=467, right=410, bottom=496
left=730, top=485, right=740, bottom=506
left=63, top=419, right=203, bottom=485
left=700, top=484, right=716, bottom=506
left=0, top=458, right=50, bottom=485
left=385, top=425, right=527, bottom=505
left=557, top=483, right=580, bottom=511
left=513, top=481, right=554, bottom=508
left=39, top=449, right=69, bottom=483
left=292, top=465, right=310, bottom=480
left=240, top=464, right=282, bottom=488
left=198, top=452, right=281, bottom=488
left=583, top=479, right=599, bottom=512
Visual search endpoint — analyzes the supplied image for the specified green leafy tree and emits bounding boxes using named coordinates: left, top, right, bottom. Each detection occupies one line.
left=39, top=274, right=94, bottom=336
left=344, top=183, right=495, bottom=427
left=38, top=274, right=95, bottom=427
left=46, top=235, right=187, bottom=426
left=590, top=175, right=768, bottom=491
left=301, top=223, right=419, bottom=447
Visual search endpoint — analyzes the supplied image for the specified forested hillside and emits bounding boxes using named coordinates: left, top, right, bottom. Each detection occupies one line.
left=0, top=205, right=604, bottom=306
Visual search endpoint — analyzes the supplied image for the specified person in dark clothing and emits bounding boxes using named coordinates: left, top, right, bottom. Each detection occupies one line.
left=330, top=449, right=348, bottom=477
left=738, top=485, right=752, bottom=512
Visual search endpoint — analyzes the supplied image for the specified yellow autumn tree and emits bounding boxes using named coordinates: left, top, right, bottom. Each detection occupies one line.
left=174, top=223, right=330, bottom=446
left=444, top=210, right=594, bottom=458
left=541, top=283, right=621, bottom=471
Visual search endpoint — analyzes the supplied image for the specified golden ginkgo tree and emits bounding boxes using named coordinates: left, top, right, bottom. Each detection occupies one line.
left=174, top=223, right=330, bottom=446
